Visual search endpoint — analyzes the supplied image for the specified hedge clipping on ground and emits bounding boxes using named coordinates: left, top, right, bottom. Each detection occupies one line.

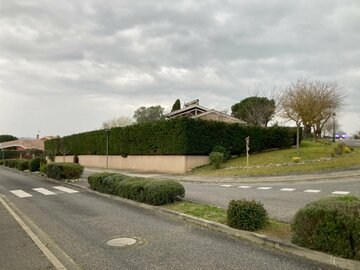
left=291, top=196, right=360, bottom=260
left=227, top=199, right=268, bottom=231
left=88, top=172, right=185, bottom=205
left=46, top=163, right=84, bottom=180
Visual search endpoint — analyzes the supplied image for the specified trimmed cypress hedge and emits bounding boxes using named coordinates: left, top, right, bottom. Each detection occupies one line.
left=88, top=172, right=185, bottom=205
left=45, top=118, right=299, bottom=156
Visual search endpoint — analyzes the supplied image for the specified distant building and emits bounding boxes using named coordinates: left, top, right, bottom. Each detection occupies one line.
left=0, top=136, right=58, bottom=151
left=166, top=99, right=246, bottom=124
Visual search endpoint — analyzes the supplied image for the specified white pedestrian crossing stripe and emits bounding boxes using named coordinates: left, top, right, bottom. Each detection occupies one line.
left=238, top=185, right=251, bottom=189
left=10, top=186, right=79, bottom=198
left=53, top=186, right=79, bottom=193
left=33, top=188, right=56, bottom=195
left=332, top=191, right=350, bottom=195
left=304, top=189, right=322, bottom=193
left=220, top=184, right=233, bottom=187
left=280, top=188, right=295, bottom=191
left=10, top=190, right=33, bottom=198
left=257, top=187, right=272, bottom=190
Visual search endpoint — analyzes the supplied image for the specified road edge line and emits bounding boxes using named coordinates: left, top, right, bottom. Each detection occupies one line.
left=0, top=196, right=66, bottom=270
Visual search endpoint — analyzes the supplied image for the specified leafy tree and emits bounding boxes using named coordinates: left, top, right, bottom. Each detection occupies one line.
left=102, top=116, right=133, bottom=129
left=0, top=134, right=18, bottom=143
left=231, top=96, right=275, bottom=127
left=133, top=105, right=165, bottom=124
left=280, top=78, right=345, bottom=138
left=171, top=99, right=181, bottom=112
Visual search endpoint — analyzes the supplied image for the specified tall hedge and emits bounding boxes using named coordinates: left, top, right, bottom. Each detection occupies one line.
left=45, top=118, right=299, bottom=156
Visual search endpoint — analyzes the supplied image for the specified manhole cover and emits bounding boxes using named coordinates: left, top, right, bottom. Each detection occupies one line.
left=106, top=238, right=137, bottom=247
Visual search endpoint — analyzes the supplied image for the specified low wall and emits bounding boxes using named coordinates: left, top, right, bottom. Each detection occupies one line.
left=54, top=155, right=209, bottom=174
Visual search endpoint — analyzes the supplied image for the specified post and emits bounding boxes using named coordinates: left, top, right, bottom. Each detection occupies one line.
left=296, top=123, right=300, bottom=149
left=245, top=136, right=250, bottom=174
left=1, top=149, right=4, bottom=161
left=105, top=129, right=110, bottom=169
left=332, top=113, right=336, bottom=143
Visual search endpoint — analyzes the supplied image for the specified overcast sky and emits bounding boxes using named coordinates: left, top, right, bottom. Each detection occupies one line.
left=1, top=0, right=359, bottom=138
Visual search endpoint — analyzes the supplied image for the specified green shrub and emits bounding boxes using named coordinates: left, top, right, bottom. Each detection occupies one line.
left=291, top=196, right=360, bottom=260
left=16, top=160, right=29, bottom=171
left=88, top=172, right=185, bottom=205
left=6, top=159, right=18, bottom=168
left=213, top=145, right=230, bottom=160
left=227, top=199, right=268, bottom=231
left=46, top=163, right=84, bottom=180
left=0, top=160, right=3, bottom=166
left=40, top=163, right=46, bottom=173
left=209, top=152, right=224, bottom=169
left=144, top=180, right=185, bottom=205
left=115, top=178, right=151, bottom=202
left=88, top=172, right=117, bottom=189
left=29, top=157, right=47, bottom=172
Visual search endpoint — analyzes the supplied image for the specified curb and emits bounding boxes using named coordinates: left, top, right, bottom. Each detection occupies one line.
left=66, top=182, right=360, bottom=270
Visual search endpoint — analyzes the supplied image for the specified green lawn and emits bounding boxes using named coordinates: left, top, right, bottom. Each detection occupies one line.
left=163, top=201, right=292, bottom=241
left=191, top=140, right=360, bottom=176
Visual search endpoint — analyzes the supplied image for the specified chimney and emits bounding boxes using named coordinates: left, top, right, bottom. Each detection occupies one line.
left=36, top=134, right=39, bottom=140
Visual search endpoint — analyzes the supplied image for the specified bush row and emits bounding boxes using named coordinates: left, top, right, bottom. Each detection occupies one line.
left=45, top=163, right=84, bottom=180
left=45, top=118, right=300, bottom=156
left=0, top=150, right=44, bottom=159
left=88, top=172, right=185, bottom=205
left=292, top=196, right=360, bottom=260
left=1, top=158, right=47, bottom=172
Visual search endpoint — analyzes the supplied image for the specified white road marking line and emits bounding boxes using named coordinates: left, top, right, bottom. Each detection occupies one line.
left=10, top=190, right=33, bottom=198
left=220, top=185, right=234, bottom=187
left=33, top=188, right=56, bottom=196
left=332, top=191, right=350, bottom=195
left=257, top=187, right=272, bottom=190
left=53, top=186, right=79, bottom=194
left=0, top=196, right=66, bottom=270
left=280, top=188, right=295, bottom=191
left=304, top=189, right=321, bottom=193
left=238, top=185, right=251, bottom=189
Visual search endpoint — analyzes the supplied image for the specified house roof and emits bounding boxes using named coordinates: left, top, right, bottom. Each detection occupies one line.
left=192, top=110, right=246, bottom=124
left=0, top=139, right=44, bottom=151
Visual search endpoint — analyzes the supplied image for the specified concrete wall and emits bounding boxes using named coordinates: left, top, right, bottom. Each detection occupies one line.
left=54, top=155, right=209, bottom=174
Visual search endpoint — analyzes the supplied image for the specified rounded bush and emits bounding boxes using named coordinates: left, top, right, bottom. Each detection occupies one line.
left=292, top=156, right=301, bottom=163
left=46, top=163, right=84, bottom=180
left=343, top=146, right=352, bottom=154
left=227, top=199, right=268, bottom=231
left=291, top=196, right=360, bottom=259
left=88, top=172, right=116, bottom=189
left=144, top=180, right=185, bottom=205
left=212, top=145, right=230, bottom=160
left=16, top=160, right=29, bottom=171
left=29, top=157, right=47, bottom=172
left=209, top=152, right=224, bottom=169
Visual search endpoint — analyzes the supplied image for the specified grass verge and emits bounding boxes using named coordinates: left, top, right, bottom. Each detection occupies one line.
left=162, top=201, right=292, bottom=242
left=192, top=140, right=360, bottom=176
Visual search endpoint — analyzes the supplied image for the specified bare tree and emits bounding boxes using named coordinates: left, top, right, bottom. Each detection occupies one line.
left=280, top=78, right=346, bottom=139
left=102, top=116, right=134, bottom=129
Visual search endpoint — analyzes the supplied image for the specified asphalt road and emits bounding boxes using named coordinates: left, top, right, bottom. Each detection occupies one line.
left=182, top=176, right=360, bottom=222
left=0, top=167, right=338, bottom=270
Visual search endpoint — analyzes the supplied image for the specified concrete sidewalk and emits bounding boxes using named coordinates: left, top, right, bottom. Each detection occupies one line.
left=82, top=167, right=360, bottom=184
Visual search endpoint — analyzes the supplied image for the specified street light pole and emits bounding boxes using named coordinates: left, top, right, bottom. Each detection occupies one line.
left=332, top=113, right=336, bottom=143
left=105, top=129, right=110, bottom=169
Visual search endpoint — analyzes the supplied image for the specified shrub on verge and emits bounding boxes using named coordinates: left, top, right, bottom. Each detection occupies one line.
left=16, top=160, right=29, bottom=171
left=291, top=196, right=360, bottom=260
left=144, top=180, right=185, bottom=205
left=29, top=157, right=47, bottom=172
left=46, top=163, right=84, bottom=180
left=209, top=152, right=224, bottom=169
left=227, top=199, right=268, bottom=231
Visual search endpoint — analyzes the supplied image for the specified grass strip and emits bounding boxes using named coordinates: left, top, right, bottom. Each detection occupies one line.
left=162, top=201, right=292, bottom=241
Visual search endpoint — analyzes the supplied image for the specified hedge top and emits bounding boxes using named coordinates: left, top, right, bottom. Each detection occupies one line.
left=45, top=118, right=298, bottom=156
